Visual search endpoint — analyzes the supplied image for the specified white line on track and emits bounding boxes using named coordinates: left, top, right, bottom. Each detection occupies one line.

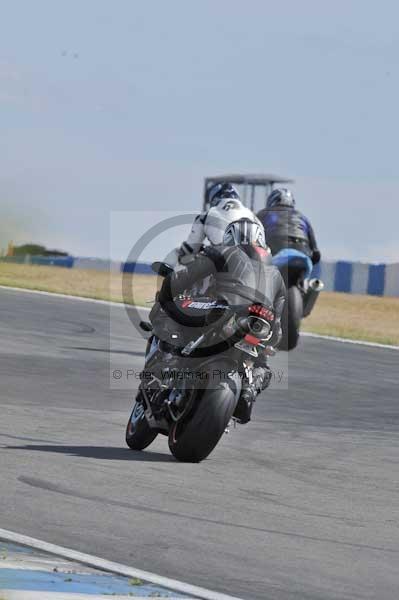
left=0, top=528, right=243, bottom=600
left=0, top=593, right=151, bottom=600
left=0, top=285, right=131, bottom=309
left=301, top=331, right=399, bottom=350
left=1, top=284, right=398, bottom=351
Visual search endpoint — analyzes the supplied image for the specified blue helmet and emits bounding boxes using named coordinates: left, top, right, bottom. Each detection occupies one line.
left=207, top=182, right=240, bottom=208
left=266, top=188, right=295, bottom=209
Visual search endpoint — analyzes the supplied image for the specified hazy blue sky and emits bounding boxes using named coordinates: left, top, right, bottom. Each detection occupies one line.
left=1, top=0, right=398, bottom=262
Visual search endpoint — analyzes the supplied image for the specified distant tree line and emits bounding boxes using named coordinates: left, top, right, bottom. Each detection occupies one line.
left=12, top=244, right=68, bottom=257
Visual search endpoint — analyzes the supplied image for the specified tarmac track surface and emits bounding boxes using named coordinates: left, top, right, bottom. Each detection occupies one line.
left=0, top=289, right=398, bottom=600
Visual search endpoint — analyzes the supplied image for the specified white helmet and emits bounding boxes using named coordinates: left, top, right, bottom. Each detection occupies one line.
left=223, top=218, right=266, bottom=248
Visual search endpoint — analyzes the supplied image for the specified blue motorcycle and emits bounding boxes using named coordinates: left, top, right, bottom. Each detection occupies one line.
left=272, top=249, right=324, bottom=350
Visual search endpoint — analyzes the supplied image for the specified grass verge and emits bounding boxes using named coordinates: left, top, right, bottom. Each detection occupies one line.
left=1, top=263, right=398, bottom=346
left=0, top=262, right=159, bottom=307
left=303, top=291, right=399, bottom=346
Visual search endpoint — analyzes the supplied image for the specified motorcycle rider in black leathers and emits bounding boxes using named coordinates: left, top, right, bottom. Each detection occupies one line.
left=257, top=188, right=321, bottom=265
left=157, top=218, right=286, bottom=424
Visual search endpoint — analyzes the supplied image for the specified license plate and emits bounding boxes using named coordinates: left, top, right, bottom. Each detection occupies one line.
left=234, top=340, right=258, bottom=357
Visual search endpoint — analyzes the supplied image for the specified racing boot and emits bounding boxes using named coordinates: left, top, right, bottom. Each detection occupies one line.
left=233, top=366, right=272, bottom=424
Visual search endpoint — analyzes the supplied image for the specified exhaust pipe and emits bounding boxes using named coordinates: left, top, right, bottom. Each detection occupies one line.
left=303, top=278, right=324, bottom=318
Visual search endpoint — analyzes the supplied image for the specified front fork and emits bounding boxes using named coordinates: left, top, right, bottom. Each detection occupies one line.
left=138, top=336, right=169, bottom=429
left=139, top=338, right=195, bottom=431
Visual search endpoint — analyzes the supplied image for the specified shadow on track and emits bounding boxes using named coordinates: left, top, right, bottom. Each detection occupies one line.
left=64, top=346, right=145, bottom=357
left=6, top=444, right=173, bottom=462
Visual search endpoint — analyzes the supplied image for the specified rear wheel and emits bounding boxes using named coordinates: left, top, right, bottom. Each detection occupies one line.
left=168, top=365, right=240, bottom=463
left=281, top=285, right=303, bottom=351
left=125, top=396, right=158, bottom=450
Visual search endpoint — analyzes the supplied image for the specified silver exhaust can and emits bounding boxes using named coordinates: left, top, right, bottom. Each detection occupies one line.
left=303, top=278, right=325, bottom=318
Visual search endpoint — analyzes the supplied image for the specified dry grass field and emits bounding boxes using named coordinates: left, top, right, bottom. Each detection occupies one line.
left=1, top=263, right=398, bottom=345
left=0, top=263, right=159, bottom=307
left=302, top=291, right=399, bottom=346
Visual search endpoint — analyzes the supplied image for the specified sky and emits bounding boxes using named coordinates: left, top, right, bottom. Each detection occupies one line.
left=1, top=0, right=398, bottom=263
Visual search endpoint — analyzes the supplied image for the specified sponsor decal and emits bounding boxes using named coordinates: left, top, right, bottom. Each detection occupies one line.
left=180, top=300, right=227, bottom=310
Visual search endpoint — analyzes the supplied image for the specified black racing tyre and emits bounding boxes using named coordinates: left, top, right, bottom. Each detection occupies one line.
left=125, top=397, right=158, bottom=450
left=280, top=285, right=303, bottom=351
left=168, top=364, right=240, bottom=463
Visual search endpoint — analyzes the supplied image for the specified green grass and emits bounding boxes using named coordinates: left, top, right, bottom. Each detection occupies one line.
left=128, top=577, right=143, bottom=586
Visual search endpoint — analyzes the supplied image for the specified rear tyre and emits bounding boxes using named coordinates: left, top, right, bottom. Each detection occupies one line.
left=125, top=396, right=158, bottom=450
left=281, top=285, right=303, bottom=351
left=168, top=365, right=240, bottom=463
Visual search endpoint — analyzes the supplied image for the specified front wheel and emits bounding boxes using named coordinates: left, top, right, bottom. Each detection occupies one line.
left=168, top=365, right=240, bottom=463
left=125, top=396, right=158, bottom=450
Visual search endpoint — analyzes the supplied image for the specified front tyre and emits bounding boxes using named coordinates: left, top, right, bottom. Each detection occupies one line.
left=168, top=365, right=240, bottom=463
left=125, top=397, right=158, bottom=450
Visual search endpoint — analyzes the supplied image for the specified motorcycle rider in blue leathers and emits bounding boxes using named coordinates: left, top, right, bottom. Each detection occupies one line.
left=257, top=188, right=321, bottom=266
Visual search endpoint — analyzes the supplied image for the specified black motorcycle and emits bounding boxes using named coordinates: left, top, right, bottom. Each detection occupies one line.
left=125, top=262, right=275, bottom=462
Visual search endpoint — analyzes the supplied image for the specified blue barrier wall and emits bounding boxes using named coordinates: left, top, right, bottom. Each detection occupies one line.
left=314, top=261, right=398, bottom=297
left=334, top=261, right=353, bottom=293
left=2, top=255, right=398, bottom=297
left=30, top=256, right=74, bottom=268
left=122, top=262, right=153, bottom=274
left=367, top=264, right=386, bottom=296
left=119, top=259, right=398, bottom=297
left=1, top=255, right=74, bottom=268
